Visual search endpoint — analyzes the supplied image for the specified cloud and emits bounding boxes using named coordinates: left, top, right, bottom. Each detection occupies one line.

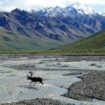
left=0, top=0, right=67, bottom=11
left=0, top=0, right=105, bottom=12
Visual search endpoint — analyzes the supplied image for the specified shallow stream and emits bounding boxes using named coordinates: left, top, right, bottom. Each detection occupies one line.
left=0, top=56, right=105, bottom=105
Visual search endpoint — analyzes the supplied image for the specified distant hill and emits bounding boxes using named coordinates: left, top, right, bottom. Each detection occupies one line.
left=52, top=31, right=105, bottom=55
left=0, top=29, right=60, bottom=52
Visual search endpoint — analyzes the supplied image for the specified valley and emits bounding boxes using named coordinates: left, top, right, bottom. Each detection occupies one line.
left=0, top=1, right=105, bottom=105
left=49, top=31, right=105, bottom=55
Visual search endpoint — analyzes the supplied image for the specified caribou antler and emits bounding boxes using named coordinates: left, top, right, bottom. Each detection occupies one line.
left=28, top=71, right=33, bottom=77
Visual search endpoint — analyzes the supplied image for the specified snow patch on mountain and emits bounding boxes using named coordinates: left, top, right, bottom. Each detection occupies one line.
left=68, top=2, right=97, bottom=15
left=38, top=2, right=98, bottom=17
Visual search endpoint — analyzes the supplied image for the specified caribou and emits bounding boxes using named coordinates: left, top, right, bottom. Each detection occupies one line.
left=27, top=72, right=44, bottom=85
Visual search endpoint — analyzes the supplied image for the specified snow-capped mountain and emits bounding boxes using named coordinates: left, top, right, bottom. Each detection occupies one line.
left=69, top=2, right=96, bottom=15
left=39, top=6, right=64, bottom=17
left=0, top=2, right=105, bottom=50
left=101, top=11, right=105, bottom=16
left=38, top=2, right=98, bottom=17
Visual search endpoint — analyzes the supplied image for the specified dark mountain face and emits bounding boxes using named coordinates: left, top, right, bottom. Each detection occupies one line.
left=0, top=4, right=105, bottom=45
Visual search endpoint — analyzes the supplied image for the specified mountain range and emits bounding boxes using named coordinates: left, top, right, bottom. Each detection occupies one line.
left=0, top=2, right=105, bottom=51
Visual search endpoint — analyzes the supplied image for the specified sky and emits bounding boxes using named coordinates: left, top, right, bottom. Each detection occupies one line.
left=0, top=0, right=105, bottom=12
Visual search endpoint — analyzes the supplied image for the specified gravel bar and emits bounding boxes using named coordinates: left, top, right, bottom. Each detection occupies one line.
left=64, top=71, right=105, bottom=101
left=0, top=98, right=73, bottom=105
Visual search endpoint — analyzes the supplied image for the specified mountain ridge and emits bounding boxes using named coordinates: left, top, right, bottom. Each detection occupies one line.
left=0, top=3, right=105, bottom=51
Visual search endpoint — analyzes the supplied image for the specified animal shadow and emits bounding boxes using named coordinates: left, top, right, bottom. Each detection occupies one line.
left=19, top=84, right=38, bottom=90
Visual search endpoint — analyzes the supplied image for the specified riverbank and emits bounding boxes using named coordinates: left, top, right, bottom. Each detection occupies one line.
left=1, top=55, right=105, bottom=61
left=0, top=98, right=73, bottom=105
left=64, top=71, right=105, bottom=101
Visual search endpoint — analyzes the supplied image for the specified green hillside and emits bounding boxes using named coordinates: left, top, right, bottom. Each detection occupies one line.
left=50, top=30, right=105, bottom=55
left=0, top=29, right=105, bottom=55
left=0, top=29, right=61, bottom=53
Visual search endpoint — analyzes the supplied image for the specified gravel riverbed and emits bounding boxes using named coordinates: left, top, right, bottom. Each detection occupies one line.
left=64, top=71, right=105, bottom=101
left=0, top=98, right=73, bottom=105
left=1, top=55, right=105, bottom=105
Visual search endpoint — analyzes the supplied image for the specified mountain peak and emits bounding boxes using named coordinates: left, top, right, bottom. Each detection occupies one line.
left=41, top=6, right=64, bottom=17
left=101, top=11, right=105, bottom=16
left=69, top=2, right=96, bottom=15
left=11, top=8, right=22, bottom=12
left=32, top=2, right=98, bottom=17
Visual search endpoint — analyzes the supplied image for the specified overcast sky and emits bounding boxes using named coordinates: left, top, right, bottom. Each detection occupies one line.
left=0, top=0, right=105, bottom=12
